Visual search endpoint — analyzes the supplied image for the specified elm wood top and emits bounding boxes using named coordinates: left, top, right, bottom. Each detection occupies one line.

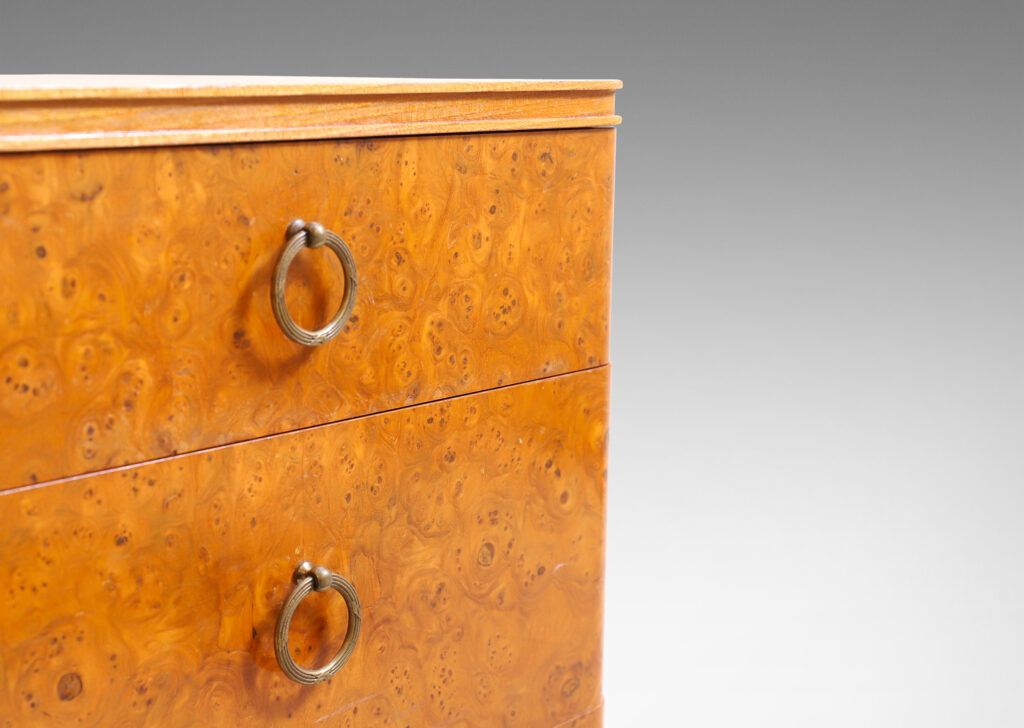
left=0, top=76, right=622, bottom=151
left=0, top=366, right=608, bottom=727
left=0, top=129, right=613, bottom=489
left=0, top=76, right=623, bottom=100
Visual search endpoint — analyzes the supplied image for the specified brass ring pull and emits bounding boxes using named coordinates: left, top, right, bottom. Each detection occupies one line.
left=271, top=219, right=358, bottom=346
left=274, top=561, right=362, bottom=685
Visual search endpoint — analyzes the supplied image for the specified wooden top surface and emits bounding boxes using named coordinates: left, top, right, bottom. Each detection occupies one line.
left=0, top=76, right=621, bottom=151
left=0, top=75, right=622, bottom=100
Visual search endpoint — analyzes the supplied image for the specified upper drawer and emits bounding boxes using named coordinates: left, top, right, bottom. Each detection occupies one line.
left=0, top=128, right=613, bottom=488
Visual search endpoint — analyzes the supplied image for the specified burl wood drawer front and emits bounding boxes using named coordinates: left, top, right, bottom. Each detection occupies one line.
left=0, top=128, right=613, bottom=488
left=0, top=367, right=607, bottom=727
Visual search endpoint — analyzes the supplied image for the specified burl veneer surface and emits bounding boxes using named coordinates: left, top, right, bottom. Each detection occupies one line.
left=0, top=128, right=613, bottom=488
left=0, top=367, right=608, bottom=727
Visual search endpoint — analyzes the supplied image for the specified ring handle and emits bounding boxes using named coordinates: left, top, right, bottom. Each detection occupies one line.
left=274, top=561, right=362, bottom=685
left=271, top=219, right=358, bottom=346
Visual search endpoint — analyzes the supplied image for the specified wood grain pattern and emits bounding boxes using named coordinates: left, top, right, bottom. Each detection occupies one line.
left=0, top=129, right=614, bottom=488
left=0, top=367, right=608, bottom=728
left=0, top=77, right=620, bottom=152
left=553, top=702, right=603, bottom=727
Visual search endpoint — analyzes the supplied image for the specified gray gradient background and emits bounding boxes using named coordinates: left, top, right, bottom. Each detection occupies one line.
left=2, top=1, right=1022, bottom=724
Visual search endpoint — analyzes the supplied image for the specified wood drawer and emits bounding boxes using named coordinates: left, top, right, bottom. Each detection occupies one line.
left=0, top=129, right=613, bottom=488
left=0, top=367, right=607, bottom=727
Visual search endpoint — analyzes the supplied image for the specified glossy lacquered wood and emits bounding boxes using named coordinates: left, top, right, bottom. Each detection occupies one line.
left=0, top=367, right=608, bottom=727
left=0, top=129, right=613, bottom=488
left=0, top=76, right=622, bottom=99
left=0, top=76, right=621, bottom=152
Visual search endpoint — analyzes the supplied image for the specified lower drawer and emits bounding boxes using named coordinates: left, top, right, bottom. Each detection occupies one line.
left=0, top=367, right=607, bottom=727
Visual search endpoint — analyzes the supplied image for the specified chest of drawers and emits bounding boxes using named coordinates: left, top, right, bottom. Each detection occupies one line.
left=0, top=76, right=618, bottom=727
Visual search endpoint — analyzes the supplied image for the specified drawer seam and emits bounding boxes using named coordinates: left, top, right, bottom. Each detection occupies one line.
left=4, top=363, right=610, bottom=495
